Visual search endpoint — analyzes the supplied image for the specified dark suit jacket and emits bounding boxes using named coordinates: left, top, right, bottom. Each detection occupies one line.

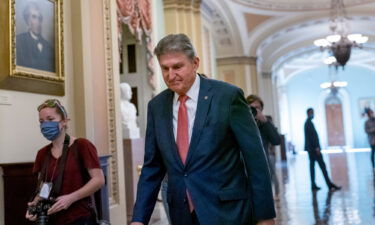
left=132, top=76, right=275, bottom=225
left=304, top=118, right=321, bottom=151
left=16, top=32, right=55, bottom=72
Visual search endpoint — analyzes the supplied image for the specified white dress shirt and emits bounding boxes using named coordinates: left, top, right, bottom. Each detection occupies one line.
left=173, top=74, right=200, bottom=143
left=30, top=32, right=43, bottom=52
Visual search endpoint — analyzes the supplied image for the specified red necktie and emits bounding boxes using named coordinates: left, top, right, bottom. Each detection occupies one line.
left=177, top=95, right=189, bottom=164
left=176, top=95, right=194, bottom=211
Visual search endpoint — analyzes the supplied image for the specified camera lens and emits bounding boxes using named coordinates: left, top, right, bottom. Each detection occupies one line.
left=250, top=106, right=257, bottom=117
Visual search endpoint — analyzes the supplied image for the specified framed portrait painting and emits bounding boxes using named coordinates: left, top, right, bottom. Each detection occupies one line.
left=358, top=98, right=375, bottom=117
left=0, top=0, right=64, bottom=95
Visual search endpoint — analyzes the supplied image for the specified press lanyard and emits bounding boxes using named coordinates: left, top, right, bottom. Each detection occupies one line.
left=39, top=134, right=70, bottom=199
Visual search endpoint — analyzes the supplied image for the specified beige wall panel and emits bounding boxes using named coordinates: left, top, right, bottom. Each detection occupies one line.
left=71, top=0, right=92, bottom=139
left=217, top=57, right=258, bottom=96
left=164, top=10, right=179, bottom=33
left=223, top=69, right=236, bottom=84
left=163, top=0, right=205, bottom=73
left=217, top=64, right=248, bottom=92
left=90, top=0, right=109, bottom=155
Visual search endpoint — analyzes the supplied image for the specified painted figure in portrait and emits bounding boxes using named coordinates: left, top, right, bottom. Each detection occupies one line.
left=16, top=0, right=55, bottom=72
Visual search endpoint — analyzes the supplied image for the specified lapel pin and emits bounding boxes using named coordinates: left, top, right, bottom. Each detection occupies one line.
left=204, top=96, right=208, bottom=100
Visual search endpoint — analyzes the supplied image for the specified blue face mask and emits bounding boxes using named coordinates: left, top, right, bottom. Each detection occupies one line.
left=40, top=121, right=61, bottom=141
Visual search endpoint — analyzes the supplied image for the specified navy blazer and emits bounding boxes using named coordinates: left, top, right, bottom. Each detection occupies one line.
left=132, top=76, right=275, bottom=225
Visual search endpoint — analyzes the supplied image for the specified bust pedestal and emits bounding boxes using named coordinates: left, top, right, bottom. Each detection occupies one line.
left=123, top=138, right=144, bottom=223
left=122, top=126, right=140, bottom=139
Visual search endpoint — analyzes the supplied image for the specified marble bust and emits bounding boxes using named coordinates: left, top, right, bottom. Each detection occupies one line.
left=120, top=82, right=140, bottom=139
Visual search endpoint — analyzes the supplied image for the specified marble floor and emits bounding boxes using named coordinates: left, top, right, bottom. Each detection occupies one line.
left=150, top=150, right=375, bottom=225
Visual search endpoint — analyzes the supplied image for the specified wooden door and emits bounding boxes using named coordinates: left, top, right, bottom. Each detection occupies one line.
left=325, top=98, right=346, bottom=146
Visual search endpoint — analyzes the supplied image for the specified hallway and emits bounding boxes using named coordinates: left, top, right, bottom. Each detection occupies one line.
left=275, top=151, right=375, bottom=225
left=150, top=151, right=375, bottom=225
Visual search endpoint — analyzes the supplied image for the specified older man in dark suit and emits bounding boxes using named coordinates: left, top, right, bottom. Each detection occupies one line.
left=131, top=34, right=275, bottom=225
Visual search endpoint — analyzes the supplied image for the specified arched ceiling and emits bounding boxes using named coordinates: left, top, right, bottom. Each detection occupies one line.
left=275, top=47, right=375, bottom=85
left=203, top=0, right=375, bottom=79
left=201, top=0, right=243, bottom=58
left=256, top=14, right=375, bottom=73
left=231, top=0, right=375, bottom=11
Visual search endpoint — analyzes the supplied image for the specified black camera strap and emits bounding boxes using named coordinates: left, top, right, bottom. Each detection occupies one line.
left=50, top=134, right=71, bottom=197
left=31, top=134, right=70, bottom=202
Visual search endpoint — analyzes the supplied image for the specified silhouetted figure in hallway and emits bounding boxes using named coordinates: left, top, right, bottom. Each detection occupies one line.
left=364, top=108, right=375, bottom=172
left=304, top=108, right=341, bottom=191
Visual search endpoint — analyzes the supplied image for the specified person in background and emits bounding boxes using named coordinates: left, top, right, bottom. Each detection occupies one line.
left=131, top=34, right=275, bottom=225
left=26, top=99, right=104, bottom=225
left=364, top=108, right=375, bottom=172
left=247, top=95, right=281, bottom=199
left=304, top=108, right=341, bottom=191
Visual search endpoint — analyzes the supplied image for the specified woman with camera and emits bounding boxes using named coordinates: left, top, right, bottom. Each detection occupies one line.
left=26, top=99, right=105, bottom=225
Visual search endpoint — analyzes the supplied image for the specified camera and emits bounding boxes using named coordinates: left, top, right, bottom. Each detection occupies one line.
left=28, top=199, right=54, bottom=225
left=250, top=106, right=257, bottom=118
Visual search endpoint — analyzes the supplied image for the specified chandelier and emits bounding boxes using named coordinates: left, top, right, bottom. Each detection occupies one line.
left=320, top=62, right=347, bottom=95
left=314, top=0, right=368, bottom=68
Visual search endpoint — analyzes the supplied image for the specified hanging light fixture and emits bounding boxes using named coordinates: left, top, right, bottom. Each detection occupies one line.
left=320, top=58, right=348, bottom=95
left=320, top=81, right=348, bottom=89
left=314, top=0, right=368, bottom=69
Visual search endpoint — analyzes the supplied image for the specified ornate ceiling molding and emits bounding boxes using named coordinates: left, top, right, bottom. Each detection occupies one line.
left=231, top=0, right=375, bottom=11
left=201, top=0, right=235, bottom=56
left=164, top=0, right=201, bottom=9
left=217, top=56, right=257, bottom=66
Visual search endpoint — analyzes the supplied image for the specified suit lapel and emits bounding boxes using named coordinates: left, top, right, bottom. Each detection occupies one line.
left=185, top=76, right=213, bottom=167
left=163, top=90, right=185, bottom=169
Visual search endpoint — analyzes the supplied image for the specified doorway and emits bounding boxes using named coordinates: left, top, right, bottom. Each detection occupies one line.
left=325, top=95, right=346, bottom=146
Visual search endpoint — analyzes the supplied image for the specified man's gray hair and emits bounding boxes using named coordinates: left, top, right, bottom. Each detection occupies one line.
left=154, top=34, right=196, bottom=60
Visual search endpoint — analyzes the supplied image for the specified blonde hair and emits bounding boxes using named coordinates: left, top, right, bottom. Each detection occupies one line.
left=37, top=99, right=68, bottom=120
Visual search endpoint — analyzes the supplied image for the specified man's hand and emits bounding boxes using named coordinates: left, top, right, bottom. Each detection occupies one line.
left=130, top=223, right=144, bottom=225
left=315, top=147, right=321, bottom=155
left=257, top=219, right=275, bottom=225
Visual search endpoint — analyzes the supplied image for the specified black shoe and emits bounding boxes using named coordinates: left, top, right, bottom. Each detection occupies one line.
left=329, top=183, right=341, bottom=191
left=312, top=185, right=321, bottom=191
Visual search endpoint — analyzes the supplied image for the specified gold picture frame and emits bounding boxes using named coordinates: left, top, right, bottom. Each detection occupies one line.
left=0, top=0, right=64, bottom=95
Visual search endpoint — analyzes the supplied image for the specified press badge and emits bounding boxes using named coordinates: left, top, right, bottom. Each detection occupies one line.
left=39, top=182, right=52, bottom=199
